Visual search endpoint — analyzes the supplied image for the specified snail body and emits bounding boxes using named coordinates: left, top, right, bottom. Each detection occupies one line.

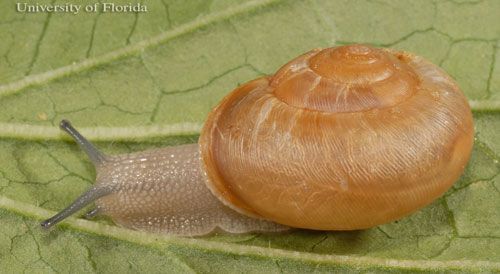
left=41, top=45, right=474, bottom=236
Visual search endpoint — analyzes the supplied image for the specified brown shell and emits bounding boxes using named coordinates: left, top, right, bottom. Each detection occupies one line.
left=199, top=44, right=474, bottom=230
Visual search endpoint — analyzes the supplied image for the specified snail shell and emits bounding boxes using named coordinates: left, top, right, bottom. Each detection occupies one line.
left=41, top=44, right=473, bottom=235
left=199, top=44, right=474, bottom=230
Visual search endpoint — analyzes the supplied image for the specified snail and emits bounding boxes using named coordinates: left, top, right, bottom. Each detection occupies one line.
left=40, top=44, right=474, bottom=236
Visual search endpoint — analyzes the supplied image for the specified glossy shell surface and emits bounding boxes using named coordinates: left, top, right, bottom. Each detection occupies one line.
left=199, top=44, right=474, bottom=230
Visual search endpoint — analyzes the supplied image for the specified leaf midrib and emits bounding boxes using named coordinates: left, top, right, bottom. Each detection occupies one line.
left=0, top=195, right=498, bottom=272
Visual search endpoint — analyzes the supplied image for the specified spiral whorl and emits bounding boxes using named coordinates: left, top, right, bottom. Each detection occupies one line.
left=272, top=44, right=419, bottom=112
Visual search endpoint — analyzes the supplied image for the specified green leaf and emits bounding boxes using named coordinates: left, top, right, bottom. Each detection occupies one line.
left=0, top=0, right=499, bottom=272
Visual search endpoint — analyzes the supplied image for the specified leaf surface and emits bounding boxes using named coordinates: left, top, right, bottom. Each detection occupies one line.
left=0, top=0, right=499, bottom=272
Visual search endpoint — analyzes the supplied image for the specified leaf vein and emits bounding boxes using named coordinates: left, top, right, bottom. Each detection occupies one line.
left=0, top=0, right=282, bottom=98
left=25, top=1, right=53, bottom=76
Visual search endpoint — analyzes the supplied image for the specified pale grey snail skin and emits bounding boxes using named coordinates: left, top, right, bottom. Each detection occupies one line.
left=40, top=120, right=287, bottom=236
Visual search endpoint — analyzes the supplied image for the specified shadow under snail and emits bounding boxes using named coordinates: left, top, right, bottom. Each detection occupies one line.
left=40, top=44, right=474, bottom=236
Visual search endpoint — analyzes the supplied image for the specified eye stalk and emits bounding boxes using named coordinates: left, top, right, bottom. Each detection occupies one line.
left=40, top=186, right=110, bottom=229
left=59, top=119, right=107, bottom=165
left=40, top=120, right=111, bottom=229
